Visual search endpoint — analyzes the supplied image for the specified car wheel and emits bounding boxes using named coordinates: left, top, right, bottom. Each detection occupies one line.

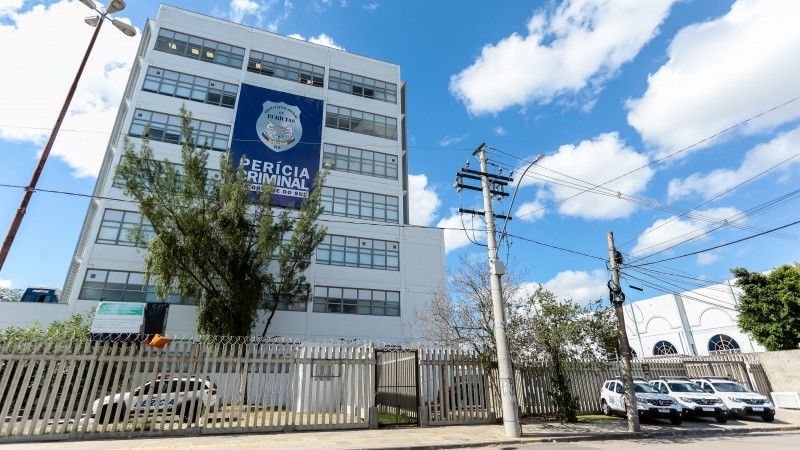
left=670, top=413, right=682, bottom=425
left=715, top=413, right=728, bottom=423
left=762, top=413, right=775, bottom=422
left=601, top=400, right=611, bottom=416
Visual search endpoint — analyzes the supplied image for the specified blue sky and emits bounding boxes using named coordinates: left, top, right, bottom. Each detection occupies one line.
left=1, top=0, right=799, bottom=306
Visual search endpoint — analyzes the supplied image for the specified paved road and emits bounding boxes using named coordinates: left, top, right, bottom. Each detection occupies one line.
left=472, top=430, right=800, bottom=449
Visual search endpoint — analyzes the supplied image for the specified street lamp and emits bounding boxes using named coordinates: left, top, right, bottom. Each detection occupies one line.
left=0, top=0, right=136, bottom=272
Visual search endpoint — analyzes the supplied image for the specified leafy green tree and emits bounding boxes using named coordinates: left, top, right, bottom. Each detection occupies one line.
left=115, top=106, right=326, bottom=337
left=511, top=286, right=615, bottom=422
left=732, top=264, right=800, bottom=351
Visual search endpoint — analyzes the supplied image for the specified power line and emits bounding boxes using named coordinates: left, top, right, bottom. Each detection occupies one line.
left=627, top=217, right=800, bottom=268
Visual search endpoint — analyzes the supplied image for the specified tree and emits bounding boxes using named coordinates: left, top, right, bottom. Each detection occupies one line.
left=732, top=263, right=800, bottom=351
left=0, top=287, right=23, bottom=302
left=115, top=106, right=326, bottom=337
left=416, top=254, right=529, bottom=366
left=510, top=286, right=615, bottom=422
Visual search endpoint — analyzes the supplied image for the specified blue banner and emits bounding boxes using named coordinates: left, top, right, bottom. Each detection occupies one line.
left=231, top=84, right=323, bottom=207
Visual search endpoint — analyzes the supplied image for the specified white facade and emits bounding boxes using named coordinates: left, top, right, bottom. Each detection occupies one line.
left=56, top=5, right=445, bottom=343
left=624, top=281, right=765, bottom=357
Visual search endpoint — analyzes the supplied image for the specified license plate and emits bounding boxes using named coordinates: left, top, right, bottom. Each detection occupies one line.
left=702, top=407, right=714, bottom=412
left=752, top=407, right=764, bottom=412
left=658, top=408, right=670, bottom=413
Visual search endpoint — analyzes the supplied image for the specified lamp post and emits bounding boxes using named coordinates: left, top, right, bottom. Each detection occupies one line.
left=0, top=0, right=136, bottom=272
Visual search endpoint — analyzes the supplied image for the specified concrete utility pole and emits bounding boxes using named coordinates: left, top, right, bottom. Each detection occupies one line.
left=607, top=231, right=641, bottom=433
left=477, top=144, right=521, bottom=437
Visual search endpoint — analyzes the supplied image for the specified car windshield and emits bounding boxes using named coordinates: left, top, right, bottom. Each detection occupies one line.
left=668, top=382, right=705, bottom=393
left=712, top=382, right=748, bottom=392
left=634, top=383, right=659, bottom=393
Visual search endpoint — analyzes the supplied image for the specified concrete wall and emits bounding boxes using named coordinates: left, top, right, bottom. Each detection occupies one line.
left=757, top=349, right=800, bottom=392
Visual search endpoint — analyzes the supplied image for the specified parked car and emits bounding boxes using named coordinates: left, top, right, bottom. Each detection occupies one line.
left=600, top=378, right=682, bottom=425
left=691, top=376, right=775, bottom=422
left=92, top=375, right=220, bottom=423
left=650, top=377, right=728, bottom=423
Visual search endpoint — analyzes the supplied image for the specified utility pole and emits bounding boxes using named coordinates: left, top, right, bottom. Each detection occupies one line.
left=455, top=144, right=521, bottom=437
left=607, top=231, right=640, bottom=433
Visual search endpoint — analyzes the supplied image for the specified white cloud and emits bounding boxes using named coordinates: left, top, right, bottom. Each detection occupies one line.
left=363, top=3, right=378, bottom=12
left=630, top=207, right=742, bottom=258
left=697, top=253, right=720, bottom=266
left=439, top=134, right=468, bottom=147
left=627, top=0, right=800, bottom=156
left=288, top=33, right=344, bottom=50
left=515, top=199, right=546, bottom=223
left=542, top=269, right=608, bottom=306
left=450, top=0, right=676, bottom=115
left=668, top=126, right=800, bottom=201
left=493, top=127, right=507, bottom=136
left=229, top=0, right=259, bottom=22
left=521, top=132, right=653, bottom=220
left=437, top=211, right=483, bottom=254
left=408, top=174, right=441, bottom=226
left=0, top=278, right=11, bottom=289
left=0, top=0, right=139, bottom=177
left=0, top=0, right=23, bottom=17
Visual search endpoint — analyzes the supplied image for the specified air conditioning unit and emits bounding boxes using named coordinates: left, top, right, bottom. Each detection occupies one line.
left=771, top=392, right=800, bottom=409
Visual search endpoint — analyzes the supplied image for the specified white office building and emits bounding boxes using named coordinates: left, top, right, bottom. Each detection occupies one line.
left=624, top=281, right=765, bottom=357
left=58, top=4, right=445, bottom=342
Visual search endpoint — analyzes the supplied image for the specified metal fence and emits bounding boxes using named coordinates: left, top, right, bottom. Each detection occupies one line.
left=512, top=353, right=773, bottom=416
left=0, top=337, right=374, bottom=442
left=0, top=336, right=776, bottom=442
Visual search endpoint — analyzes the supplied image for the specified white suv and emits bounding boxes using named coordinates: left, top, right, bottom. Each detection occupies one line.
left=600, top=378, right=682, bottom=425
left=692, top=377, right=775, bottom=422
left=650, top=377, right=728, bottom=423
left=92, top=375, right=220, bottom=423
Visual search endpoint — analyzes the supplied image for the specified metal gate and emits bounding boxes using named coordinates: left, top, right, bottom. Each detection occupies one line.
left=374, top=349, right=419, bottom=427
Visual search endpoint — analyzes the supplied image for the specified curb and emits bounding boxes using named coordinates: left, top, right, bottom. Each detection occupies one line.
left=359, top=425, right=800, bottom=450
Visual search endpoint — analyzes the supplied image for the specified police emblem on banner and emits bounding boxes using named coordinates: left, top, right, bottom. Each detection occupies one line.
left=256, top=101, right=303, bottom=152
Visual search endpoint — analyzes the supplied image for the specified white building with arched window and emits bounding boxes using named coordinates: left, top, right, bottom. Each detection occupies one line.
left=623, top=281, right=765, bottom=357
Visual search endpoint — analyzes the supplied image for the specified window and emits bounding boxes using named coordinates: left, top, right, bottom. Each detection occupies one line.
left=313, top=286, right=400, bottom=316
left=129, top=109, right=230, bottom=151
left=113, top=157, right=221, bottom=190
left=96, top=209, right=154, bottom=247
left=320, top=186, right=399, bottom=223
left=322, top=144, right=398, bottom=179
left=329, top=69, right=396, bottom=103
left=154, top=28, right=244, bottom=69
left=316, top=235, right=399, bottom=270
left=708, top=334, right=741, bottom=354
left=142, top=66, right=238, bottom=108
left=652, top=340, right=678, bottom=356
left=325, top=105, right=397, bottom=140
left=269, top=283, right=310, bottom=312
left=247, top=50, right=324, bottom=87
left=78, top=269, right=196, bottom=305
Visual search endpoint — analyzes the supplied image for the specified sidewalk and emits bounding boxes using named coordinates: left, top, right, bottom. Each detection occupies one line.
left=3, top=409, right=800, bottom=450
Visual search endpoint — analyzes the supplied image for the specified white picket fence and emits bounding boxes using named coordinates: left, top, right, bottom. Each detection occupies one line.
left=0, top=337, right=374, bottom=442
left=0, top=336, right=776, bottom=442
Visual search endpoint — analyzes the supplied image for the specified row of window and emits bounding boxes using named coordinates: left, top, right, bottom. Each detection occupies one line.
left=247, top=50, right=325, bottom=87
left=96, top=210, right=401, bottom=270
left=77, top=269, right=400, bottom=316
left=320, top=186, right=399, bottom=223
left=129, top=109, right=231, bottom=151
left=316, top=234, right=399, bottom=270
left=313, top=286, right=400, bottom=316
left=328, top=69, right=397, bottom=103
left=650, top=335, right=742, bottom=356
left=154, top=28, right=397, bottom=103
left=322, top=144, right=398, bottom=179
left=155, top=29, right=245, bottom=69
left=142, top=66, right=238, bottom=108
left=325, top=106, right=398, bottom=140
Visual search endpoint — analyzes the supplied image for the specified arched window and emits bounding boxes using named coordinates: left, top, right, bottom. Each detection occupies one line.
left=708, top=334, right=741, bottom=354
left=652, top=340, right=678, bottom=356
